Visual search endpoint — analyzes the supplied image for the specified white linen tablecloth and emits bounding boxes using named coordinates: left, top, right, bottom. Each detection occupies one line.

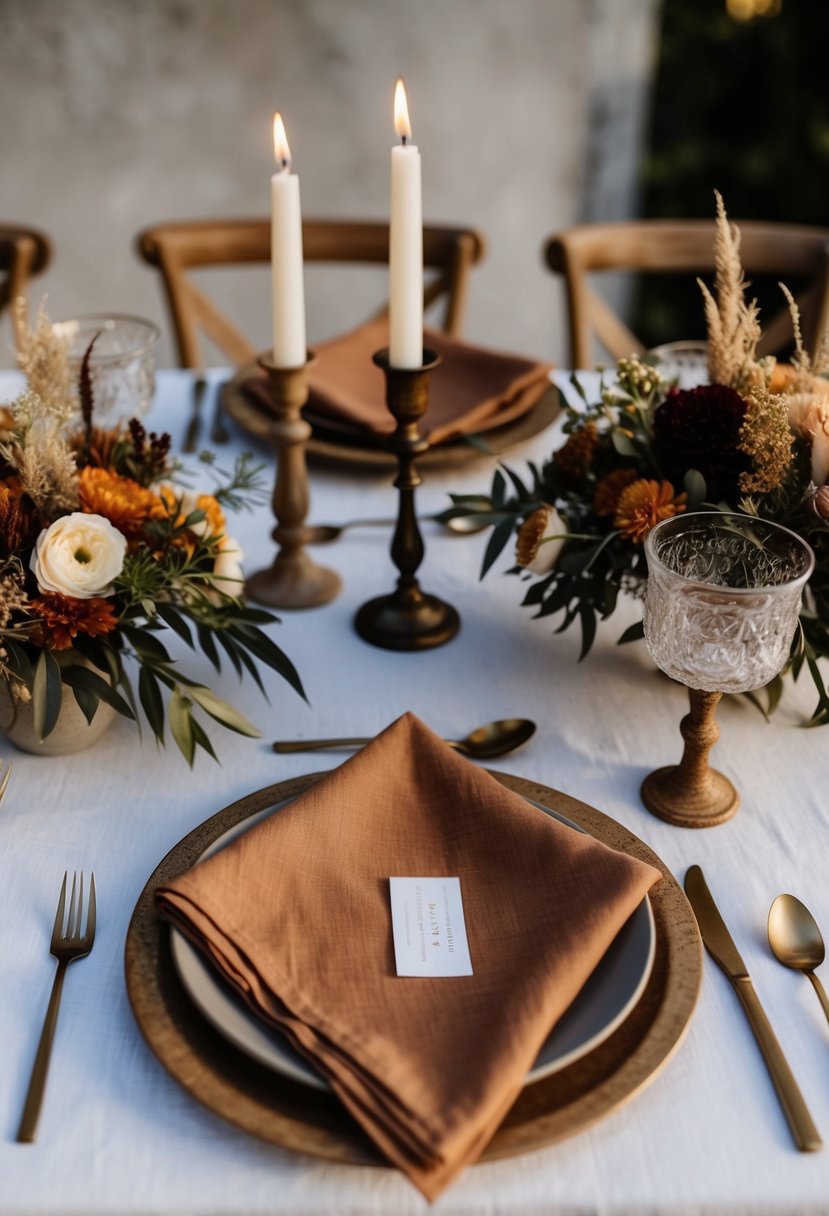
left=2, top=369, right=829, bottom=1216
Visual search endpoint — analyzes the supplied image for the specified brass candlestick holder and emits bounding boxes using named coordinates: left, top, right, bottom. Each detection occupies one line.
left=641, top=688, right=739, bottom=828
left=355, top=348, right=460, bottom=650
left=244, top=352, right=341, bottom=610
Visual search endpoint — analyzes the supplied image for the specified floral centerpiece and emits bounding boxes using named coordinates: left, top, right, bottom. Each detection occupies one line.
left=445, top=195, right=829, bottom=723
left=0, top=305, right=303, bottom=761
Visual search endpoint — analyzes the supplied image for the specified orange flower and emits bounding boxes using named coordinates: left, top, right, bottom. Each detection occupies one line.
left=553, top=422, right=599, bottom=480
left=515, top=505, right=567, bottom=573
left=30, top=593, right=119, bottom=651
left=593, top=468, right=637, bottom=517
left=159, top=488, right=225, bottom=533
left=614, top=479, right=686, bottom=543
left=0, top=406, right=15, bottom=439
left=79, top=467, right=164, bottom=538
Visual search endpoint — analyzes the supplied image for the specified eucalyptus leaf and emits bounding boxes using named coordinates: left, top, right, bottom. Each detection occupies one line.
left=617, top=620, right=646, bottom=645
left=122, top=625, right=172, bottom=663
left=188, top=685, right=261, bottom=737
left=61, top=666, right=135, bottom=720
left=169, top=689, right=196, bottom=765
left=33, top=649, right=62, bottom=740
left=70, top=682, right=99, bottom=725
left=578, top=604, right=597, bottom=661
left=499, top=462, right=530, bottom=500
left=215, top=630, right=243, bottom=678
left=480, top=516, right=515, bottom=579
left=610, top=430, right=638, bottom=457
left=229, top=625, right=306, bottom=700
left=568, top=373, right=588, bottom=402
left=138, top=666, right=165, bottom=742
left=154, top=603, right=195, bottom=648
left=189, top=715, right=219, bottom=762
left=683, top=468, right=708, bottom=507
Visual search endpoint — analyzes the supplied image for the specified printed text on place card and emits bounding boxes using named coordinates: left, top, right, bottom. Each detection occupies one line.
left=389, top=877, right=473, bottom=977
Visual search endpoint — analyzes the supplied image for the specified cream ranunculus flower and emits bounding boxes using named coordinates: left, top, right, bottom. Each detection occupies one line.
left=515, top=505, right=568, bottom=574
left=31, top=512, right=127, bottom=599
left=164, top=487, right=226, bottom=538
left=788, top=394, right=829, bottom=485
left=211, top=535, right=245, bottom=598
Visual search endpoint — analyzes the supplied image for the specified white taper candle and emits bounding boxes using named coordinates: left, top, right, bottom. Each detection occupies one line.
left=271, top=113, right=307, bottom=368
left=389, top=79, right=423, bottom=369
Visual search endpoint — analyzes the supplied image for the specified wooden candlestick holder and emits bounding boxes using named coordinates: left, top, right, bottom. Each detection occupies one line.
left=640, top=687, right=739, bottom=828
left=244, top=352, right=341, bottom=610
left=354, top=348, right=460, bottom=651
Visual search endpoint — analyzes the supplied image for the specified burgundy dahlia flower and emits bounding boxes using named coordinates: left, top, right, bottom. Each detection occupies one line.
left=652, top=384, right=751, bottom=502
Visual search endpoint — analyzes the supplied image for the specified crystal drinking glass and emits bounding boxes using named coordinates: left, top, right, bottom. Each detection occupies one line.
left=641, top=511, right=814, bottom=828
left=53, top=314, right=160, bottom=420
left=647, top=340, right=709, bottom=390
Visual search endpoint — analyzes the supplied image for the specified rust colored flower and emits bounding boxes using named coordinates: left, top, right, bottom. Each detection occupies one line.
left=553, top=421, right=599, bottom=480
left=0, top=478, right=40, bottom=553
left=0, top=406, right=16, bottom=439
left=78, top=466, right=164, bottom=538
left=72, top=425, right=125, bottom=470
left=515, top=505, right=567, bottom=573
left=30, top=593, right=119, bottom=651
left=593, top=468, right=638, bottom=517
left=614, top=479, right=686, bottom=544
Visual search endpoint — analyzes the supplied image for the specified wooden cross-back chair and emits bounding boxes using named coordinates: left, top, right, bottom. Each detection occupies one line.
left=136, top=218, right=487, bottom=369
left=0, top=224, right=52, bottom=350
left=544, top=219, right=829, bottom=369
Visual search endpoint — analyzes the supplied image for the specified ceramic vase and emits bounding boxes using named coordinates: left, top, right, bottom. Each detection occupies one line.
left=0, top=659, right=117, bottom=756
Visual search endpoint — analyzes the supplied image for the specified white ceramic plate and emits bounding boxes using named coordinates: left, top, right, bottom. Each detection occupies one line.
left=170, top=797, right=655, bottom=1092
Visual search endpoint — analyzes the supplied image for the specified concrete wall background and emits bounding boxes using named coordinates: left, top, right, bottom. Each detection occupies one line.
left=0, top=0, right=659, bottom=369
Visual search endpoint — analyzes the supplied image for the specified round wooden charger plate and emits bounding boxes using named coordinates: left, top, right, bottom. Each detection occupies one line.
left=124, top=771, right=702, bottom=1168
left=220, top=374, right=560, bottom=471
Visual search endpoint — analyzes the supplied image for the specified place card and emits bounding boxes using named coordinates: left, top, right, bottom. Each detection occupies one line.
left=389, top=876, right=473, bottom=977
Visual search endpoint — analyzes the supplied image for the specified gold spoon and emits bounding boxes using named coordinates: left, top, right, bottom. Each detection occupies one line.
left=305, top=512, right=492, bottom=544
left=272, top=717, right=536, bottom=759
left=768, top=894, right=829, bottom=1028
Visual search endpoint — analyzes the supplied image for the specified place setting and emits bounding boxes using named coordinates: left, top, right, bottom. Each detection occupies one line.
left=123, top=712, right=702, bottom=1199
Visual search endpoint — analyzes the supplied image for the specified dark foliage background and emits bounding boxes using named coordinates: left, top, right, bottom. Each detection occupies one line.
left=633, top=1, right=829, bottom=347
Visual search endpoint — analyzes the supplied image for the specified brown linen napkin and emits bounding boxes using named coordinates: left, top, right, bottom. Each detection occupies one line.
left=156, top=712, right=660, bottom=1199
left=240, top=318, right=554, bottom=444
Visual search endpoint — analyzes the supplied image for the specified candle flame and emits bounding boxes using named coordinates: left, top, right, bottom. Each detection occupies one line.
left=273, top=112, right=292, bottom=171
left=393, top=78, right=412, bottom=144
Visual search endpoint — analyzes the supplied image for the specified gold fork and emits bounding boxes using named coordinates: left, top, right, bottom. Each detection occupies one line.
left=16, top=871, right=97, bottom=1143
left=0, top=760, right=12, bottom=805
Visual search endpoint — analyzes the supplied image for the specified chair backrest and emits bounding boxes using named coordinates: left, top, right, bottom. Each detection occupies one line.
left=0, top=224, right=52, bottom=349
left=136, top=218, right=487, bottom=369
left=544, top=219, right=829, bottom=369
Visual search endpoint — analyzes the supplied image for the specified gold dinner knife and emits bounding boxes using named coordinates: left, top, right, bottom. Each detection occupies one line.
left=685, top=864, right=821, bottom=1152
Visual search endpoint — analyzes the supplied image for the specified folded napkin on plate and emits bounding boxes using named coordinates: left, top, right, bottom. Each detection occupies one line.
left=156, top=713, right=659, bottom=1199
left=241, top=318, right=554, bottom=444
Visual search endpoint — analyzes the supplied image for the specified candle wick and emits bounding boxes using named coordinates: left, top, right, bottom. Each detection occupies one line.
left=400, top=134, right=408, bottom=147
left=281, top=156, right=290, bottom=171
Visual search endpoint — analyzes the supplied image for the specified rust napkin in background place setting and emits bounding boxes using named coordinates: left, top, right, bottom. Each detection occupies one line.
left=156, top=712, right=660, bottom=1200
left=240, top=317, right=554, bottom=444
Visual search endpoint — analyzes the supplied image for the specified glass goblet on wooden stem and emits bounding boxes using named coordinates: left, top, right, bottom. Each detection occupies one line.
left=641, top=512, right=814, bottom=828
